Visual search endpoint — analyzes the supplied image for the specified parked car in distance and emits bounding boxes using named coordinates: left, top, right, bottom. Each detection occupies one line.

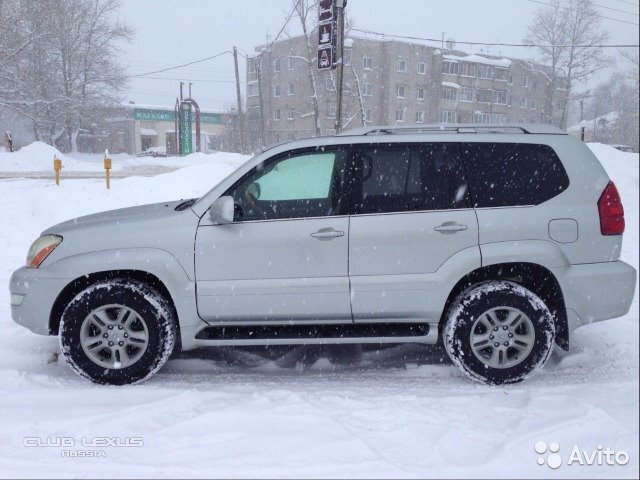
left=10, top=124, right=637, bottom=385
left=611, top=144, right=636, bottom=153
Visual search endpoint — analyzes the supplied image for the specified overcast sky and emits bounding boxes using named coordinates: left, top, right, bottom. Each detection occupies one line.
left=120, top=0, right=639, bottom=111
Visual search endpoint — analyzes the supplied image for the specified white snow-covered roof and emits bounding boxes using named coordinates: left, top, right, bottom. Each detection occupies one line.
left=140, top=128, right=157, bottom=136
left=442, top=81, right=461, bottom=89
left=121, top=102, right=228, bottom=115
left=444, top=53, right=511, bottom=68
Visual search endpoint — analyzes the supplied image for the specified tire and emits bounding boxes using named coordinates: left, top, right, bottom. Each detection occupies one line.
left=443, top=281, right=555, bottom=385
left=59, top=280, right=176, bottom=385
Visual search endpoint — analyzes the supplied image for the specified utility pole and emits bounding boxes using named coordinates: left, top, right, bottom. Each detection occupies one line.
left=233, top=46, right=245, bottom=153
left=256, top=59, right=267, bottom=148
left=335, top=0, right=346, bottom=134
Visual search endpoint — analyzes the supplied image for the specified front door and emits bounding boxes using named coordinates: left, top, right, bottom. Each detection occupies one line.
left=195, top=147, right=352, bottom=323
left=348, top=143, right=481, bottom=323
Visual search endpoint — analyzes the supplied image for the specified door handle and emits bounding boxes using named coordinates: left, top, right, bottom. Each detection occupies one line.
left=311, top=228, right=345, bottom=240
left=434, top=222, right=468, bottom=234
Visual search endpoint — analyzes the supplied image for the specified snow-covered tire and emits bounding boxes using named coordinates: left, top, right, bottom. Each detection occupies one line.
left=443, top=281, right=555, bottom=385
left=59, top=280, right=176, bottom=385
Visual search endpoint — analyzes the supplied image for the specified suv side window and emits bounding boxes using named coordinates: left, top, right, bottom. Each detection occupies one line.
left=351, top=144, right=470, bottom=215
left=225, top=148, right=348, bottom=222
left=462, top=143, right=570, bottom=207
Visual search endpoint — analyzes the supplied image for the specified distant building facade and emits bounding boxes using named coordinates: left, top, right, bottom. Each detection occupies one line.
left=246, top=34, right=567, bottom=146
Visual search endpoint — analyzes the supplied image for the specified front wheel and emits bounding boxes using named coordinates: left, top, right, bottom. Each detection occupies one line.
left=444, top=281, right=555, bottom=385
left=59, top=280, right=176, bottom=385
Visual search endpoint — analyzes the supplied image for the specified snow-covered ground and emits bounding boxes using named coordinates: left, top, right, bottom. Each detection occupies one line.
left=0, top=144, right=637, bottom=478
left=0, top=141, right=247, bottom=173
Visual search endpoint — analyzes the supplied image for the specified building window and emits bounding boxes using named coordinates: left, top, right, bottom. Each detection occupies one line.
left=287, top=82, right=295, bottom=96
left=493, top=90, right=507, bottom=105
left=364, top=108, right=372, bottom=123
left=532, top=79, right=538, bottom=90
left=273, top=109, right=281, bottom=121
left=518, top=118, right=526, bottom=124
left=495, top=67, right=509, bottom=81
left=325, top=75, right=335, bottom=91
left=326, top=100, right=336, bottom=119
left=363, top=56, right=373, bottom=70
left=395, top=109, right=405, bottom=123
left=491, top=113, right=507, bottom=124
left=415, top=111, right=425, bottom=124
left=476, top=89, right=492, bottom=103
left=477, top=65, right=494, bottom=80
left=343, top=48, right=352, bottom=66
left=439, top=110, right=457, bottom=124
left=397, top=58, right=407, bottom=73
left=459, top=87, right=473, bottom=102
left=418, top=62, right=427, bottom=75
left=247, top=81, right=259, bottom=97
left=460, top=63, right=475, bottom=77
left=417, top=87, right=426, bottom=100
left=442, top=60, right=459, bottom=75
left=248, top=59, right=257, bottom=74
left=288, top=57, right=295, bottom=70
left=273, top=59, right=281, bottom=73
left=287, top=109, right=295, bottom=121
left=520, top=97, right=527, bottom=109
left=396, top=84, right=406, bottom=98
left=530, top=98, right=538, bottom=109
left=474, top=112, right=492, bottom=124
left=441, top=86, right=458, bottom=101
left=363, top=83, right=373, bottom=97
left=273, top=84, right=281, bottom=97
left=521, top=75, right=529, bottom=88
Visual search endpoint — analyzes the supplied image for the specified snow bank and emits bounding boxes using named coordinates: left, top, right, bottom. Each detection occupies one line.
left=0, top=140, right=249, bottom=173
left=0, top=141, right=117, bottom=172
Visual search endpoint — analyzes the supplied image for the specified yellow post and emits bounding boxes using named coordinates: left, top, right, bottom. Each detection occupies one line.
left=53, top=156, right=62, bottom=186
left=104, top=150, right=112, bottom=189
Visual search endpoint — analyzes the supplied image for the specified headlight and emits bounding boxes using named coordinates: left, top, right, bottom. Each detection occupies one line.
left=26, top=235, right=62, bottom=268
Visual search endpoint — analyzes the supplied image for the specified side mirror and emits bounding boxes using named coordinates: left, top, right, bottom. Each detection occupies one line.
left=209, top=196, right=235, bottom=224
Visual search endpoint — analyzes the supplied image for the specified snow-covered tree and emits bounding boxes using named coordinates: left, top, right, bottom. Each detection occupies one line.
left=0, top=0, right=133, bottom=151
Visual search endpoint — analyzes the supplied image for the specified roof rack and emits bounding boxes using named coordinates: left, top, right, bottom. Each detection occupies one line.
left=337, top=123, right=566, bottom=136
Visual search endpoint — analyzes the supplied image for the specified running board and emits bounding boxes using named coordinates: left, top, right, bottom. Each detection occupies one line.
left=193, top=322, right=438, bottom=346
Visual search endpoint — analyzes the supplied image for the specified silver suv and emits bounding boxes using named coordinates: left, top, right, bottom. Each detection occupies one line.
left=9, top=124, right=637, bottom=385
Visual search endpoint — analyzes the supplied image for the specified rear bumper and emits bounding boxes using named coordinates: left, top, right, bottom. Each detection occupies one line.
left=555, top=261, right=637, bottom=331
left=9, top=267, right=71, bottom=335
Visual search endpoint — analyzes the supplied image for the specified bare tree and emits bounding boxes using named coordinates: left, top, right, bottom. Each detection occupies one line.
left=523, top=0, right=567, bottom=124
left=293, top=0, right=322, bottom=137
left=525, top=0, right=609, bottom=129
left=1, top=0, right=133, bottom=151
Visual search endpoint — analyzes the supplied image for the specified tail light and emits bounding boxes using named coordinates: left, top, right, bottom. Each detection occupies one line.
left=598, top=181, right=625, bottom=235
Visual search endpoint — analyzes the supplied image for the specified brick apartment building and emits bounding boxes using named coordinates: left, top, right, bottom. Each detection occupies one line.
left=246, top=34, right=567, bottom=146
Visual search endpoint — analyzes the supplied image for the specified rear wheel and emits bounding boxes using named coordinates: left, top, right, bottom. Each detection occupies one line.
left=59, top=280, right=176, bottom=385
left=444, top=281, right=555, bottom=385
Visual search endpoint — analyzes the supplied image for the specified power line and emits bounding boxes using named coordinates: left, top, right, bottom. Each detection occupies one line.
left=240, top=0, right=302, bottom=60
left=590, top=1, right=639, bottom=16
left=351, top=28, right=639, bottom=48
left=128, top=50, right=232, bottom=79
left=132, top=76, right=245, bottom=84
left=525, top=0, right=639, bottom=26
left=610, top=0, right=639, bottom=8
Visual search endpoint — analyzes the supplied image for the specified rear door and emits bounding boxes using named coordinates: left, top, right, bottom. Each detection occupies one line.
left=348, top=143, right=481, bottom=323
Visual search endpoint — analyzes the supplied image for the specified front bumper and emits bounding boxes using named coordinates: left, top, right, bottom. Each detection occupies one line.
left=555, top=260, right=637, bottom=331
left=9, top=267, right=72, bottom=335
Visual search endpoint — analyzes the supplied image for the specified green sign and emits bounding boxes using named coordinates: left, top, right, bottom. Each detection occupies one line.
left=133, top=108, right=223, bottom=125
left=179, top=103, right=193, bottom=155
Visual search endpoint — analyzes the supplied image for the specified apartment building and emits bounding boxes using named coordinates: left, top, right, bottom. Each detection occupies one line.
left=246, top=34, right=565, bottom=146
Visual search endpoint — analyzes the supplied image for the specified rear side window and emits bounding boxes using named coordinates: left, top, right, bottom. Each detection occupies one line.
left=462, top=143, right=569, bottom=207
left=352, top=144, right=470, bottom=214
